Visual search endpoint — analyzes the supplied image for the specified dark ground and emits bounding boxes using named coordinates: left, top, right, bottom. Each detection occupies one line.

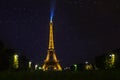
left=0, top=70, right=120, bottom=80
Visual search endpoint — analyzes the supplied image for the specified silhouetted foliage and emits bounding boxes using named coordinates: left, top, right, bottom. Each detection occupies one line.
left=95, top=54, right=106, bottom=70
left=95, top=49, right=120, bottom=70
left=19, top=55, right=29, bottom=71
left=0, top=48, right=16, bottom=71
left=0, top=40, right=4, bottom=50
left=70, top=63, right=86, bottom=71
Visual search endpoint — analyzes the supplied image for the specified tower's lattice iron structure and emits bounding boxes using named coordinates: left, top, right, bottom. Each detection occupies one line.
left=42, top=20, right=62, bottom=71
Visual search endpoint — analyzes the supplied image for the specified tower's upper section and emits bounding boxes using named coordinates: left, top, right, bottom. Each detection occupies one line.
left=48, top=21, right=54, bottom=50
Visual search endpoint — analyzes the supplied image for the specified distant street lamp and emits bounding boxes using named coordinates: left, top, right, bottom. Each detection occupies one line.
left=106, top=53, right=116, bottom=69
left=29, top=61, right=32, bottom=69
left=13, top=54, right=19, bottom=69
left=85, top=61, right=88, bottom=64
left=74, top=64, right=77, bottom=71
left=38, top=67, right=42, bottom=70
left=111, top=54, right=115, bottom=66
left=35, top=64, right=38, bottom=70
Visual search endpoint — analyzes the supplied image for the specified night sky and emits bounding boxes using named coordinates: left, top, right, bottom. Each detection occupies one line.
left=0, top=0, right=120, bottom=67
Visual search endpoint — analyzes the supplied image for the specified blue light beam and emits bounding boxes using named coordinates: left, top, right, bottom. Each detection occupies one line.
left=50, top=0, right=56, bottom=22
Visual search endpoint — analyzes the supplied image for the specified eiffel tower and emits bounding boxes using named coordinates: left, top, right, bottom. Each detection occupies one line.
left=42, top=20, right=62, bottom=71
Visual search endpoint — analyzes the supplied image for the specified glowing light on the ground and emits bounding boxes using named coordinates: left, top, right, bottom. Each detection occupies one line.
left=85, top=64, right=93, bottom=70
left=13, top=54, right=19, bottom=69
left=35, top=64, right=38, bottom=70
left=105, top=53, right=116, bottom=69
left=38, top=67, right=42, bottom=70
left=74, top=64, right=77, bottom=71
left=110, top=54, right=115, bottom=66
left=29, top=61, right=32, bottom=69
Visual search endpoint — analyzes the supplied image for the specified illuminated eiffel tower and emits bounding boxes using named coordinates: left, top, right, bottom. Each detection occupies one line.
left=42, top=20, right=62, bottom=71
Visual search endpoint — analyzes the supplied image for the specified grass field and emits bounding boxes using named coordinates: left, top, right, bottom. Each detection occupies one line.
left=0, top=70, right=120, bottom=80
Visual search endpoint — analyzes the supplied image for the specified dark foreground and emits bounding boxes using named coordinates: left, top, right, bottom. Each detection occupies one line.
left=0, top=70, right=120, bottom=80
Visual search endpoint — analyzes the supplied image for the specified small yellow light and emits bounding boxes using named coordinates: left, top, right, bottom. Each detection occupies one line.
left=13, top=54, right=19, bottom=69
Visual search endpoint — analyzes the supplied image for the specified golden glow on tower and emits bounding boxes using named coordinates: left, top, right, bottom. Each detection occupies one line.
left=53, top=52, right=57, bottom=62
left=42, top=21, right=62, bottom=71
left=48, top=21, right=54, bottom=49
left=45, top=52, right=50, bottom=62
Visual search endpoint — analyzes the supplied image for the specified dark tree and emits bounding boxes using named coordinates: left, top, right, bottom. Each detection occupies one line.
left=19, top=55, right=29, bottom=71
left=95, top=54, right=106, bottom=70
left=0, top=47, right=17, bottom=71
left=0, top=40, right=4, bottom=50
